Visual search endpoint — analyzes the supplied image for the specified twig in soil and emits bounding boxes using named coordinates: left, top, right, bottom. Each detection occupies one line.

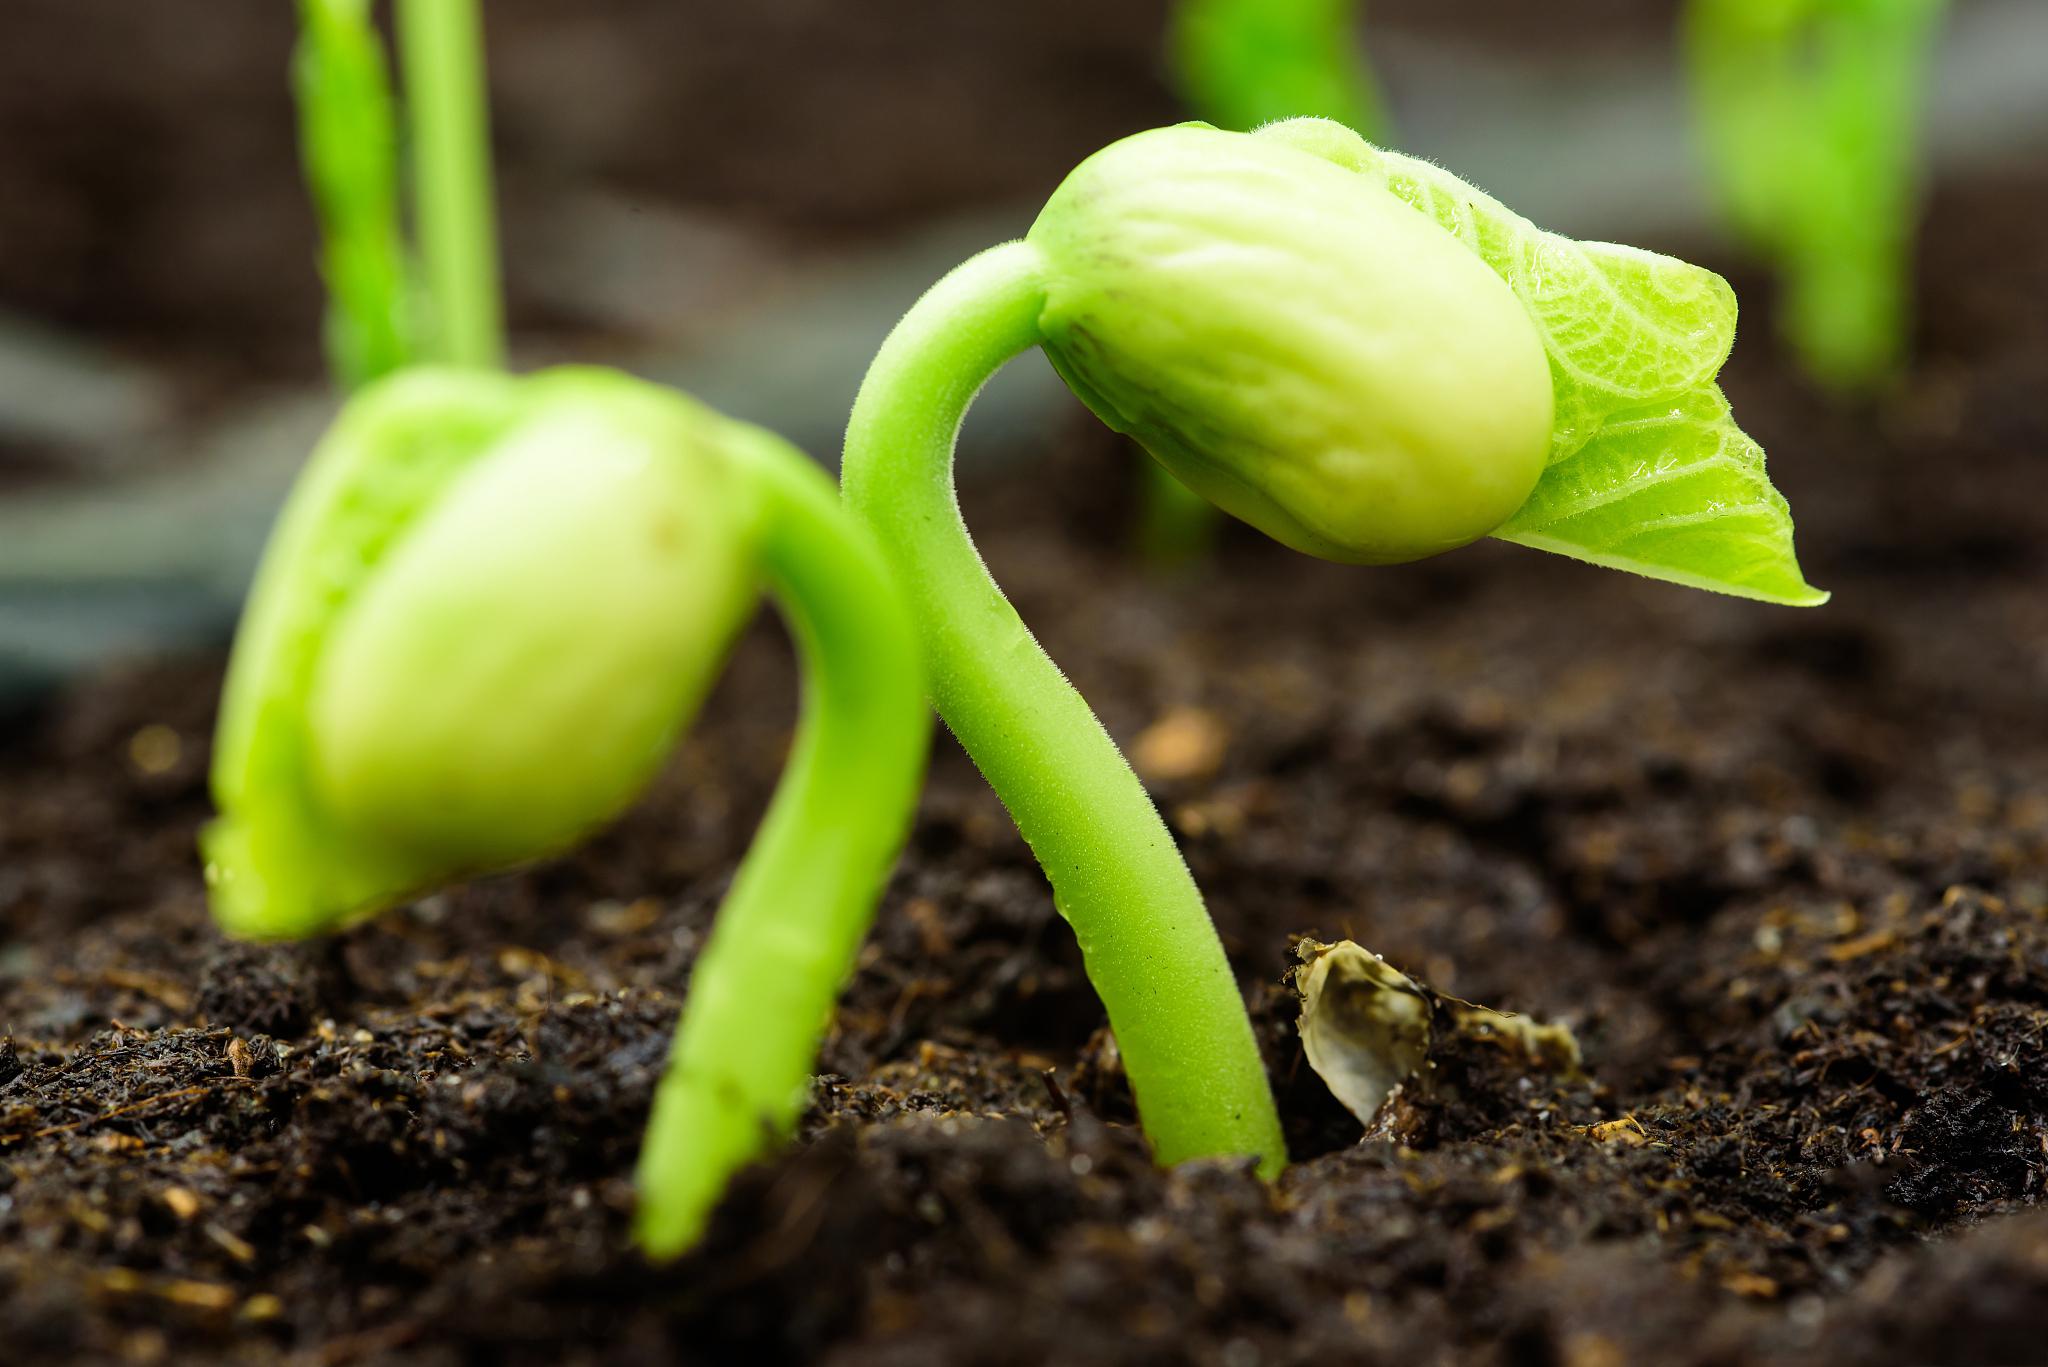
left=1041, top=1068, right=1073, bottom=1121
left=93, top=1268, right=240, bottom=1314
left=302, top=1316, right=427, bottom=1367
left=49, top=967, right=194, bottom=1012
left=3, top=1080, right=248, bottom=1145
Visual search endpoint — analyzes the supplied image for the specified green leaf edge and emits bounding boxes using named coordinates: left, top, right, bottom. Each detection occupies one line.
left=1256, top=120, right=1826, bottom=607
left=1492, top=385, right=1828, bottom=608
left=1495, top=530, right=1830, bottom=608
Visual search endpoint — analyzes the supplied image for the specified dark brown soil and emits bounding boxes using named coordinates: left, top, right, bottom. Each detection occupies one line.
left=8, top=0, right=2048, bottom=1359
left=0, top=0, right=1182, bottom=391
left=4, top=144, right=2048, bottom=1362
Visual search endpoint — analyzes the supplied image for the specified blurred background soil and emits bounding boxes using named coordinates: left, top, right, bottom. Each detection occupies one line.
left=0, top=0, right=1843, bottom=406
left=0, top=0, right=1180, bottom=394
left=4, top=2, right=2048, bottom=1364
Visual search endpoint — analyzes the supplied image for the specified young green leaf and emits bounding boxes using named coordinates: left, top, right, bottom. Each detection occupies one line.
left=1257, top=119, right=1822, bottom=605
left=1345, top=149, right=1823, bottom=604
left=1494, top=385, right=1826, bottom=607
left=1333, top=137, right=1740, bottom=464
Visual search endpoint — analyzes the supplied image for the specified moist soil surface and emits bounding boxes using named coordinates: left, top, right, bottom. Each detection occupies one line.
left=4, top=153, right=2048, bottom=1364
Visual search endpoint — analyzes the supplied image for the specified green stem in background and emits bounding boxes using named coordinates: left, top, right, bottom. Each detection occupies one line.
left=637, top=430, right=931, bottom=1260
left=293, top=0, right=413, bottom=389
left=1156, top=0, right=1388, bottom=566
left=1135, top=456, right=1220, bottom=571
left=1685, top=0, right=1947, bottom=391
left=842, top=243, right=1288, bottom=1177
left=397, top=0, right=504, bottom=370
left=1171, top=0, right=1389, bottom=141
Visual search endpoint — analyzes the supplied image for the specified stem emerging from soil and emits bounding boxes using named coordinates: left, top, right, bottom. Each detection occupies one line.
left=635, top=430, right=930, bottom=1260
left=842, top=241, right=1287, bottom=1177
left=397, top=0, right=503, bottom=370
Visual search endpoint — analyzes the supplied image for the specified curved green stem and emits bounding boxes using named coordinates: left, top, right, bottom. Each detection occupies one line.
left=636, top=434, right=931, bottom=1260
left=842, top=242, right=1287, bottom=1176
left=397, top=0, right=503, bottom=370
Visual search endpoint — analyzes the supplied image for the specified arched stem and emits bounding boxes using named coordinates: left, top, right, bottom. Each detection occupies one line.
left=635, top=433, right=930, bottom=1260
left=397, top=0, right=503, bottom=370
left=842, top=242, right=1287, bottom=1176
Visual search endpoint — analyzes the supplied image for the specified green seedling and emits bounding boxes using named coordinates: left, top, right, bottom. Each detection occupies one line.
left=208, top=0, right=929, bottom=1260
left=207, top=367, right=927, bottom=1260
left=1685, top=0, right=1948, bottom=390
left=1156, top=0, right=1386, bottom=567
left=844, top=118, right=1823, bottom=1180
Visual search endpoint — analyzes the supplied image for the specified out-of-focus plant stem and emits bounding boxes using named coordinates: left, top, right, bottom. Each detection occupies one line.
left=1686, top=0, right=1948, bottom=391
left=294, top=0, right=412, bottom=390
left=398, top=0, right=504, bottom=371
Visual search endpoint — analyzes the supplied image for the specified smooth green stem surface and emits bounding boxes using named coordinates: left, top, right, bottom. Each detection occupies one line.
left=635, top=434, right=931, bottom=1260
left=842, top=242, right=1287, bottom=1177
left=398, top=0, right=503, bottom=370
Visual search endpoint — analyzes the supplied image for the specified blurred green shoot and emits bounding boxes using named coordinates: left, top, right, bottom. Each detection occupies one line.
left=395, top=0, right=503, bottom=370
left=294, top=0, right=412, bottom=389
left=1685, top=0, right=1948, bottom=391
left=1171, top=0, right=1388, bottom=139
left=293, top=0, right=505, bottom=387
